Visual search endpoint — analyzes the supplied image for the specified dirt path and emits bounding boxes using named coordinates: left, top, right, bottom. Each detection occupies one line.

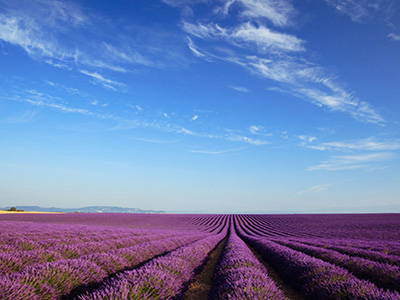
left=182, top=237, right=227, bottom=300
left=248, top=243, right=305, bottom=300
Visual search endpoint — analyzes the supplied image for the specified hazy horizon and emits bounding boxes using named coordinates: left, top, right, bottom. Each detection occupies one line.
left=1, top=0, right=399, bottom=213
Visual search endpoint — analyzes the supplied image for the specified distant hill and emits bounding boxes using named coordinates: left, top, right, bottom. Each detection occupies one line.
left=0, top=206, right=165, bottom=214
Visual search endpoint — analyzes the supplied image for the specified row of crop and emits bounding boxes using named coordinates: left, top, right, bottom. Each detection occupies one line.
left=248, top=214, right=400, bottom=241
left=293, top=238, right=400, bottom=258
left=239, top=214, right=310, bottom=238
left=77, top=229, right=228, bottom=299
left=234, top=216, right=400, bottom=300
left=237, top=214, right=324, bottom=239
left=292, top=239, right=400, bottom=266
left=275, top=239, right=400, bottom=292
left=0, top=222, right=133, bottom=240
left=0, top=231, right=199, bottom=275
left=196, top=214, right=229, bottom=233
left=239, top=214, right=400, bottom=254
left=0, top=213, right=217, bottom=231
left=0, top=233, right=207, bottom=300
left=0, top=225, right=140, bottom=253
left=0, top=222, right=209, bottom=255
left=0, top=229, right=178, bottom=253
left=209, top=225, right=286, bottom=299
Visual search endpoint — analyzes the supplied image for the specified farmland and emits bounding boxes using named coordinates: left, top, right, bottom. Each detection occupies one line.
left=0, top=213, right=399, bottom=299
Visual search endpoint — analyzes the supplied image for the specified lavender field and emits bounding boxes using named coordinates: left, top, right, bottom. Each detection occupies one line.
left=1, top=213, right=400, bottom=300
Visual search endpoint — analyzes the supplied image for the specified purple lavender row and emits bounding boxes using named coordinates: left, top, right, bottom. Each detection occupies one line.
left=275, top=239, right=400, bottom=292
left=209, top=228, right=286, bottom=299
left=0, top=213, right=218, bottom=230
left=292, top=239, right=400, bottom=266
left=240, top=214, right=313, bottom=238
left=78, top=230, right=227, bottom=299
left=0, top=226, right=179, bottom=253
left=0, top=228, right=139, bottom=252
left=235, top=220, right=400, bottom=300
left=293, top=238, right=400, bottom=257
left=242, top=214, right=400, bottom=241
left=0, top=215, right=226, bottom=257
left=0, top=233, right=207, bottom=300
left=0, top=218, right=210, bottom=246
left=0, top=232, right=201, bottom=275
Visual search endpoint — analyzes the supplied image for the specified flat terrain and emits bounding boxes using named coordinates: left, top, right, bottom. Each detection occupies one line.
left=1, top=213, right=399, bottom=299
left=0, top=210, right=64, bottom=214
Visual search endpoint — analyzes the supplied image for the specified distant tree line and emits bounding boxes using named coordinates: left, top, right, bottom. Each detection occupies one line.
left=6, top=207, right=24, bottom=212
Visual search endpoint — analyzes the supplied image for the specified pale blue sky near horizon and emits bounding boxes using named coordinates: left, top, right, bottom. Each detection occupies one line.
left=0, top=0, right=399, bottom=213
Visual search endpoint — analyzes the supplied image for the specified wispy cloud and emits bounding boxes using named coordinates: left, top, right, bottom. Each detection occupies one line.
left=297, top=184, right=331, bottom=195
left=230, top=85, right=249, bottom=93
left=0, top=15, right=74, bottom=61
left=249, top=125, right=272, bottom=136
left=0, top=0, right=177, bottom=74
left=189, top=147, right=246, bottom=155
left=308, top=152, right=394, bottom=171
left=191, top=115, right=198, bottom=121
left=324, top=0, right=392, bottom=22
left=235, top=0, right=294, bottom=27
left=242, top=56, right=385, bottom=124
left=227, top=134, right=270, bottom=145
left=388, top=33, right=400, bottom=41
left=79, top=70, right=124, bottom=90
left=24, top=97, right=93, bottom=115
left=298, top=135, right=317, bottom=144
left=180, top=1, right=385, bottom=125
left=131, top=137, right=180, bottom=144
left=231, top=22, right=305, bottom=52
left=183, top=21, right=304, bottom=53
left=3, top=110, right=38, bottom=124
left=102, top=43, right=152, bottom=66
left=214, top=0, right=235, bottom=16
left=302, top=137, right=400, bottom=151
left=187, top=36, right=207, bottom=57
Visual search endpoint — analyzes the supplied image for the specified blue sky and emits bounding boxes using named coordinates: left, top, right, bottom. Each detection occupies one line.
left=0, top=0, right=399, bottom=213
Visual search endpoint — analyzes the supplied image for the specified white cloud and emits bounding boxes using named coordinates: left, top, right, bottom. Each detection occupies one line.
left=303, top=137, right=400, bottom=151
left=308, top=152, right=394, bottom=171
left=236, top=0, right=294, bottom=27
left=102, top=43, right=152, bottom=66
left=79, top=70, right=124, bottom=90
left=227, top=134, right=269, bottom=145
left=183, top=22, right=304, bottom=53
left=190, top=147, right=245, bottom=155
left=232, top=22, right=305, bottom=52
left=177, top=127, right=196, bottom=135
left=23, top=97, right=93, bottom=116
left=230, top=85, right=249, bottom=93
left=180, top=3, right=385, bottom=125
left=249, top=125, right=268, bottom=135
left=161, top=0, right=208, bottom=7
left=214, top=0, right=235, bottom=16
left=388, top=33, right=400, bottom=41
left=0, top=16, right=65, bottom=60
left=0, top=1, right=157, bottom=73
left=243, top=56, right=385, bottom=124
left=298, top=135, right=316, bottom=142
left=191, top=115, right=198, bottom=121
left=131, top=137, right=179, bottom=144
left=3, top=110, right=38, bottom=124
left=324, top=0, right=391, bottom=22
left=297, top=184, right=331, bottom=195
left=187, top=37, right=207, bottom=57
